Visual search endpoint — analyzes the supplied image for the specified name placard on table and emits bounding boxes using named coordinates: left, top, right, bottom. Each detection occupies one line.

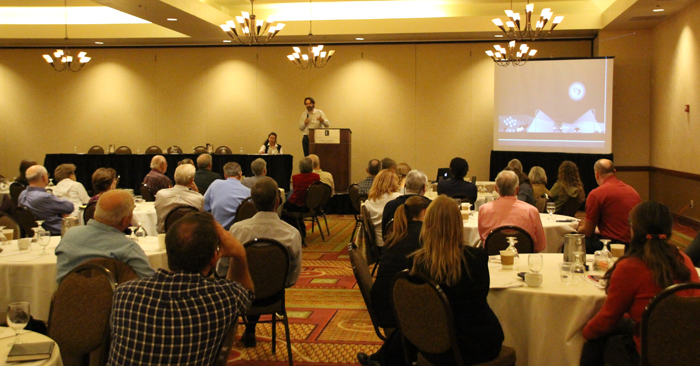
left=314, top=129, right=340, bottom=144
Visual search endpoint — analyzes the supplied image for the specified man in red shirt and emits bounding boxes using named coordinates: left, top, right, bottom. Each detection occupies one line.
left=579, top=159, right=641, bottom=253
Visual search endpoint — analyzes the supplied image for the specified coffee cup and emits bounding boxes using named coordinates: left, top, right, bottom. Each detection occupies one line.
left=525, top=272, right=543, bottom=287
left=18, top=238, right=31, bottom=251
left=2, top=229, right=14, bottom=241
left=610, top=244, right=625, bottom=258
left=500, top=250, right=515, bottom=270
left=158, top=233, right=166, bottom=250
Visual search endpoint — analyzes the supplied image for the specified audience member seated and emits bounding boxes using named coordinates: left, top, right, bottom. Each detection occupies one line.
left=142, top=155, right=172, bottom=196
left=358, top=159, right=381, bottom=195
left=506, top=159, right=536, bottom=206
left=204, top=162, right=250, bottom=230
left=478, top=170, right=546, bottom=252
left=258, top=132, right=283, bottom=154
left=309, top=154, right=334, bottom=196
left=107, top=212, right=254, bottom=366
left=579, top=159, right=641, bottom=253
left=18, top=165, right=73, bottom=235
left=685, top=233, right=700, bottom=267
left=194, top=153, right=222, bottom=194
left=52, top=163, right=90, bottom=217
left=396, top=163, right=411, bottom=193
left=241, top=158, right=267, bottom=190
left=528, top=166, right=551, bottom=199
left=218, top=177, right=301, bottom=348
left=382, top=170, right=431, bottom=234
left=155, top=164, right=204, bottom=233
left=364, top=170, right=401, bottom=248
left=549, top=160, right=586, bottom=212
left=89, top=168, right=118, bottom=204
left=55, top=189, right=155, bottom=282
left=282, top=157, right=320, bottom=237
left=437, top=157, right=477, bottom=204
left=177, top=158, right=195, bottom=167
left=14, top=159, right=37, bottom=186
left=380, top=157, right=396, bottom=171
left=580, top=201, right=700, bottom=366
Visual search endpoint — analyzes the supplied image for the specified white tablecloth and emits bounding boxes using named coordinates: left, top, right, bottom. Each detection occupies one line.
left=131, top=202, right=157, bottom=237
left=425, top=191, right=499, bottom=210
left=487, top=253, right=606, bottom=366
left=0, top=328, right=63, bottom=366
left=463, top=213, right=579, bottom=253
left=0, top=236, right=168, bottom=321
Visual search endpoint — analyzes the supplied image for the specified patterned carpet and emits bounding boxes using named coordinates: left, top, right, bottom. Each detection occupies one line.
left=228, top=215, right=379, bottom=365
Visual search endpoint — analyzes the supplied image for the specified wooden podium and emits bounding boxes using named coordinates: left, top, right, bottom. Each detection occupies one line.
left=309, top=128, right=352, bottom=193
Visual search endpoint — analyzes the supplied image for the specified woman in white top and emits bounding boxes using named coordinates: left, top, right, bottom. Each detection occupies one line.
left=364, top=169, right=401, bottom=247
left=258, top=132, right=283, bottom=155
left=52, top=163, right=90, bottom=217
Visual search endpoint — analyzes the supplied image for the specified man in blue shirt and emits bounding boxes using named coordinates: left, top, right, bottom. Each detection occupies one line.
left=55, top=189, right=155, bottom=282
left=18, top=165, right=74, bottom=235
left=204, top=162, right=251, bottom=230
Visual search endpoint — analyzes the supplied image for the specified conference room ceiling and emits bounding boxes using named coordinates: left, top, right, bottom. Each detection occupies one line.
left=0, top=0, right=697, bottom=47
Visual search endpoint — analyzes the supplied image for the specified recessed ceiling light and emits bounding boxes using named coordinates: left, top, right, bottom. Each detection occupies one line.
left=356, top=37, right=364, bottom=40
left=495, top=35, right=504, bottom=38
left=652, top=8, right=664, bottom=12
left=95, top=41, right=104, bottom=44
left=223, top=40, right=232, bottom=43
left=167, top=18, right=177, bottom=21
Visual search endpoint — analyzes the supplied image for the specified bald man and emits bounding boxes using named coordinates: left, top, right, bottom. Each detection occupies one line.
left=143, top=155, right=173, bottom=196
left=18, top=165, right=74, bottom=235
left=55, top=189, right=155, bottom=282
left=579, top=159, right=641, bottom=253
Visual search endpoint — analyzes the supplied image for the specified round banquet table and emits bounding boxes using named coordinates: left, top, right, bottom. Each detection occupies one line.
left=0, top=236, right=168, bottom=321
left=487, top=253, right=606, bottom=366
left=0, top=328, right=63, bottom=366
left=463, top=213, right=579, bottom=253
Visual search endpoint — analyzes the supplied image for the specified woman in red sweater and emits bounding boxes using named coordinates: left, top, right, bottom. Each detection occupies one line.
left=580, top=201, right=699, bottom=366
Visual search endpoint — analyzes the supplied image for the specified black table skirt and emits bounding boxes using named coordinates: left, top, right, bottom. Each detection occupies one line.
left=44, top=154, right=293, bottom=194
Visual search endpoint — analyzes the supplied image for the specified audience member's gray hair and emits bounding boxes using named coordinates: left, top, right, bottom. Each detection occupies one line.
left=26, top=165, right=48, bottom=182
left=223, top=162, right=242, bottom=177
left=308, top=154, right=320, bottom=169
left=404, top=169, right=428, bottom=193
left=594, top=159, right=615, bottom=175
left=197, top=154, right=212, bottom=170
left=94, top=189, right=134, bottom=226
left=528, top=166, right=547, bottom=185
left=150, top=155, right=166, bottom=169
left=299, top=157, right=313, bottom=174
left=174, top=164, right=196, bottom=185
left=54, top=163, right=76, bottom=182
left=496, top=170, right=519, bottom=196
left=251, top=158, right=267, bottom=176
left=251, top=177, right=279, bottom=212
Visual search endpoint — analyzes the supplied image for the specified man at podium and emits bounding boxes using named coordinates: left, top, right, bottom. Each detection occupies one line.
left=299, top=97, right=330, bottom=156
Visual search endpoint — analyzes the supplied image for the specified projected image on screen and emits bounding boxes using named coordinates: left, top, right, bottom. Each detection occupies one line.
left=493, top=58, right=614, bottom=154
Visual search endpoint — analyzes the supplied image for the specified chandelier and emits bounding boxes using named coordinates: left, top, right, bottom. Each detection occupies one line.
left=492, top=1, right=563, bottom=41
left=220, top=0, right=285, bottom=45
left=485, top=41, right=537, bottom=67
left=41, top=0, right=91, bottom=72
left=287, top=0, right=335, bottom=69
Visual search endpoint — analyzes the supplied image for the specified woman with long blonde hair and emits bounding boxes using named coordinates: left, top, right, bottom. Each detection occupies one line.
left=365, top=170, right=401, bottom=247
left=550, top=160, right=586, bottom=212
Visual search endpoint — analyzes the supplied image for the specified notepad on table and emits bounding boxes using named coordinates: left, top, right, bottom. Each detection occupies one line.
left=7, top=341, right=55, bottom=362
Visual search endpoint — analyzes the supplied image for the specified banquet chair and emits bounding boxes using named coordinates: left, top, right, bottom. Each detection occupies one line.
left=283, top=182, right=331, bottom=242
left=383, top=218, right=394, bottom=242
left=241, top=238, right=293, bottom=366
left=164, top=205, right=200, bottom=233
left=640, top=282, right=700, bottom=366
left=140, top=184, right=156, bottom=202
left=9, top=182, right=26, bottom=207
left=13, top=205, right=38, bottom=238
left=361, top=205, right=381, bottom=276
left=233, top=197, right=257, bottom=224
left=348, top=183, right=362, bottom=241
left=391, top=271, right=516, bottom=366
left=535, top=195, right=548, bottom=213
left=0, top=212, right=21, bottom=240
left=451, top=195, right=473, bottom=206
left=555, top=196, right=581, bottom=217
left=215, top=318, right=239, bottom=366
left=167, top=145, right=183, bottom=154
left=84, top=257, right=138, bottom=284
left=87, top=145, right=104, bottom=154
left=83, top=201, right=97, bottom=224
left=145, top=145, right=162, bottom=154
left=215, top=146, right=232, bottom=154
left=48, top=262, right=116, bottom=366
left=484, top=226, right=534, bottom=256
left=193, top=146, right=208, bottom=154
left=114, top=146, right=132, bottom=154
left=348, top=242, right=393, bottom=341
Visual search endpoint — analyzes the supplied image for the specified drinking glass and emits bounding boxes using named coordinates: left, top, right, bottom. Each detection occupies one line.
left=32, top=226, right=43, bottom=245
left=7, top=302, right=30, bottom=346
left=546, top=202, right=556, bottom=220
left=39, top=230, right=51, bottom=256
left=0, top=226, right=7, bottom=246
left=128, top=226, right=138, bottom=241
left=559, top=262, right=574, bottom=285
left=35, top=220, right=45, bottom=234
left=135, top=224, right=147, bottom=242
left=134, top=196, right=144, bottom=209
left=528, top=254, right=543, bottom=274
left=572, top=252, right=586, bottom=284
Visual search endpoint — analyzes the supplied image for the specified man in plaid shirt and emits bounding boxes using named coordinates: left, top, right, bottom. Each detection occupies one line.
left=108, top=212, right=254, bottom=365
left=358, top=159, right=381, bottom=195
left=142, top=155, right=173, bottom=197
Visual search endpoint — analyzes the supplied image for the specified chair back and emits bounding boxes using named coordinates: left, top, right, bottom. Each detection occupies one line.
left=84, top=257, right=139, bottom=284
left=83, top=201, right=97, bottom=225
left=13, top=205, right=38, bottom=238
left=348, top=184, right=361, bottom=212
left=9, top=182, right=26, bottom=207
left=214, top=318, right=239, bottom=366
left=391, top=271, right=463, bottom=365
left=140, top=184, right=156, bottom=202
left=555, top=196, right=581, bottom=217
left=193, top=146, right=208, bottom=154
left=167, top=146, right=182, bottom=154
left=535, top=196, right=548, bottom=213
left=145, top=145, right=162, bottom=154
left=304, top=182, right=330, bottom=211
left=215, top=146, right=232, bottom=155
left=641, top=282, right=700, bottom=366
left=348, top=243, right=388, bottom=341
left=484, top=226, right=535, bottom=256
left=114, top=146, right=132, bottom=154
left=233, top=197, right=257, bottom=224
left=361, top=205, right=380, bottom=265
left=87, top=145, right=104, bottom=154
left=451, top=195, right=473, bottom=205
left=244, top=238, right=289, bottom=300
left=48, top=263, right=117, bottom=366
left=164, top=205, right=199, bottom=233
left=0, top=212, right=21, bottom=240
left=383, top=218, right=394, bottom=242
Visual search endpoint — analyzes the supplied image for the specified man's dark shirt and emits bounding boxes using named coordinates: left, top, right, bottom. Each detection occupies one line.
left=381, top=194, right=432, bottom=236
left=194, top=169, right=222, bottom=194
left=437, top=178, right=478, bottom=204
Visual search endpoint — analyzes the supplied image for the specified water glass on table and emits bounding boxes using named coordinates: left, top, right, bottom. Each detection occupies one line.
left=7, top=302, right=30, bottom=346
left=559, top=262, right=574, bottom=285
left=546, top=202, right=556, bottom=220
